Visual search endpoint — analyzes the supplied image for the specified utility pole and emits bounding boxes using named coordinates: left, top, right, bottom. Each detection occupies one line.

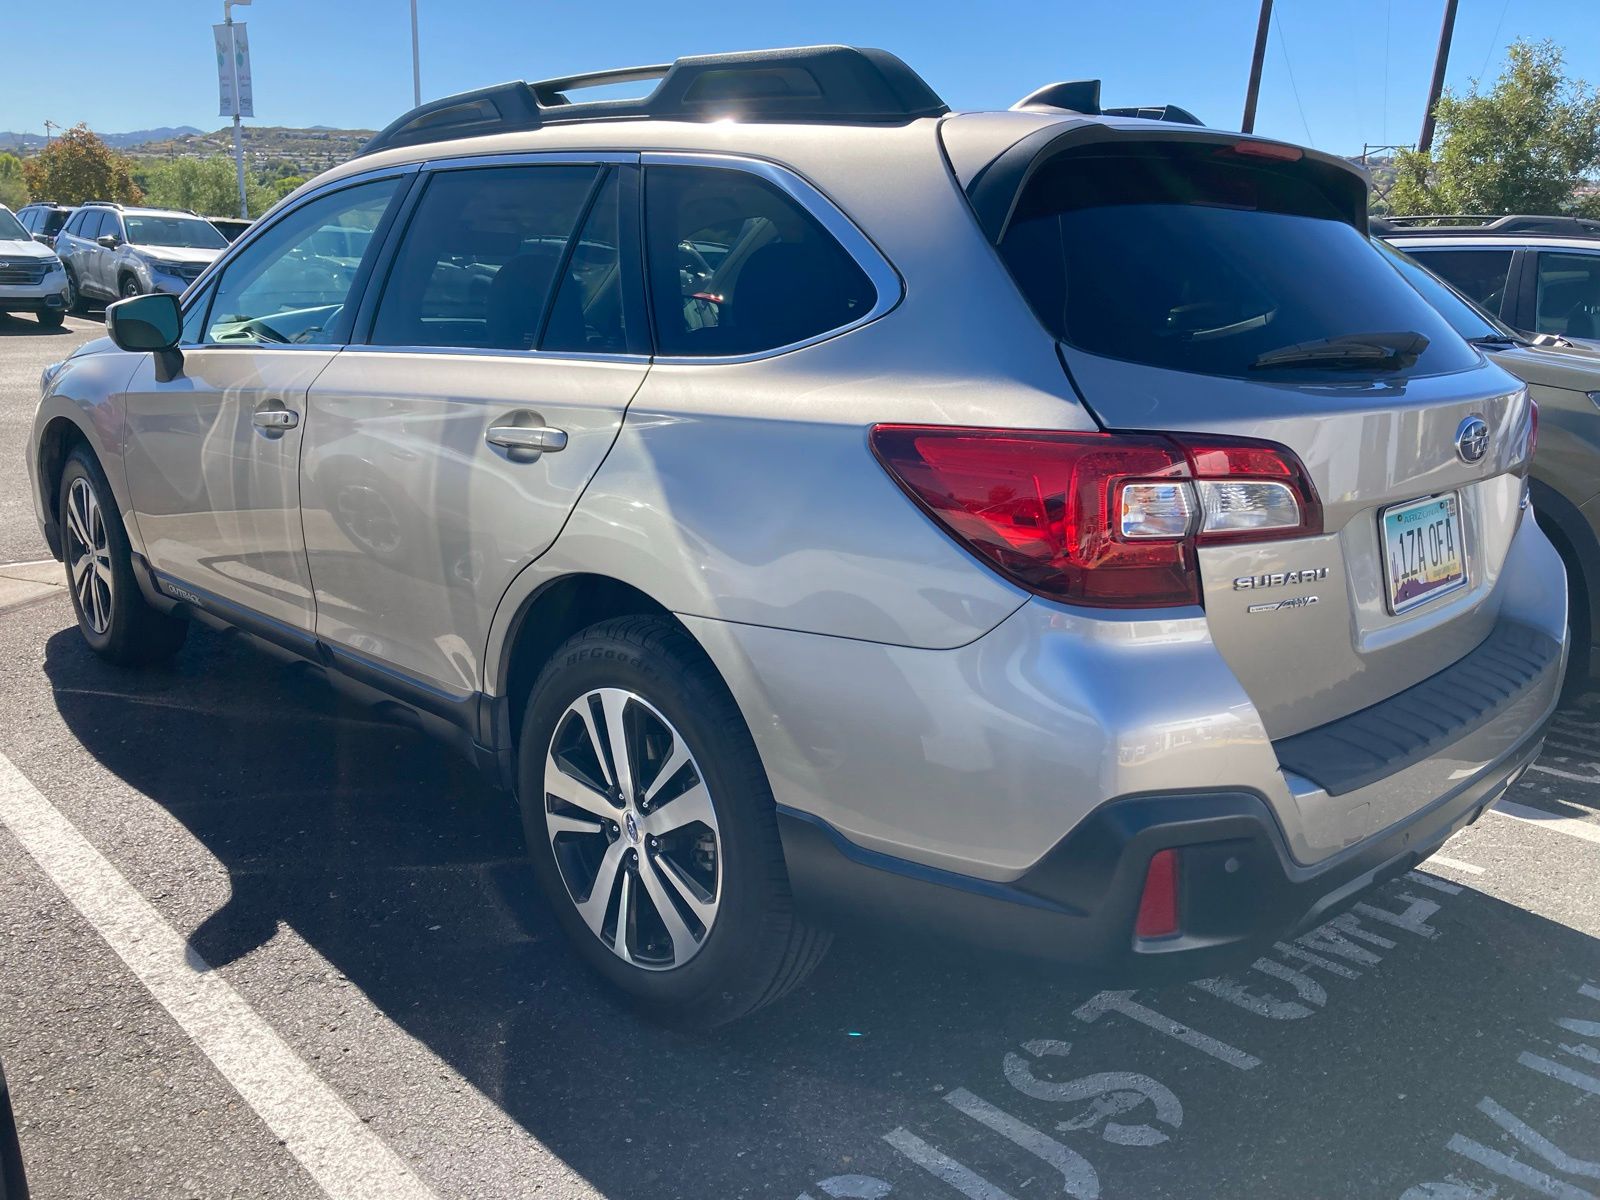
left=411, top=0, right=422, bottom=107
left=223, top=0, right=252, bottom=218
left=1417, top=0, right=1460, bottom=154
left=1241, top=0, right=1274, bottom=133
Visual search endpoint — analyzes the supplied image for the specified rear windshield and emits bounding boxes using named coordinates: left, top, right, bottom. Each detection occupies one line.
left=999, top=148, right=1478, bottom=380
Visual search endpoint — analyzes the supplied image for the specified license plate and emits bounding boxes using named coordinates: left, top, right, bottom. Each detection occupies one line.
left=1382, top=493, right=1467, bottom=614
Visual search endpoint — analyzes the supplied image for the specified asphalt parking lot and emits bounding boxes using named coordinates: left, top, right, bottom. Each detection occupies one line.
left=0, top=317, right=1598, bottom=1199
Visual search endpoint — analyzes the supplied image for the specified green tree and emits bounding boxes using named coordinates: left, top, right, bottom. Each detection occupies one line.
left=268, top=174, right=306, bottom=205
left=0, top=152, right=26, bottom=210
left=140, top=156, right=271, bottom=218
left=1389, top=39, right=1600, bottom=218
left=20, top=125, right=142, bottom=205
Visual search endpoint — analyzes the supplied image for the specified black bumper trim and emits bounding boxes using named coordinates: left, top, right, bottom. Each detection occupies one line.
left=1273, top=618, right=1559, bottom=797
left=777, top=714, right=1548, bottom=980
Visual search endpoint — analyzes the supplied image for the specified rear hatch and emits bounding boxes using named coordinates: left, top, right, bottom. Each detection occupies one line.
left=953, top=121, right=1536, bottom=738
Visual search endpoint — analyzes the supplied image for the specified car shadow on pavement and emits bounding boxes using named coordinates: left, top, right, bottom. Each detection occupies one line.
left=38, top=622, right=1600, bottom=1199
left=0, top=316, right=79, bottom=338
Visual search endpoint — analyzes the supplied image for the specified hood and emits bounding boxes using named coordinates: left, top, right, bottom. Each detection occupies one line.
left=0, top=237, right=58, bottom=262
left=129, top=245, right=222, bottom=266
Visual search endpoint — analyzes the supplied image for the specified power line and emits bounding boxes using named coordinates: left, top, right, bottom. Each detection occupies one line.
left=1273, top=7, right=1314, bottom=146
left=1476, top=0, right=1512, bottom=84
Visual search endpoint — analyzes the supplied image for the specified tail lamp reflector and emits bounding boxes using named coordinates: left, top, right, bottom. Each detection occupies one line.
left=1135, top=849, right=1181, bottom=940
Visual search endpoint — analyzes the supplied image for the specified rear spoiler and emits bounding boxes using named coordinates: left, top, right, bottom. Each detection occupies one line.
left=960, top=122, right=1370, bottom=245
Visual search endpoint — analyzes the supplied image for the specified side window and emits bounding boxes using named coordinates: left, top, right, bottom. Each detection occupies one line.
left=18, top=209, right=36, bottom=232
left=181, top=284, right=215, bottom=345
left=1407, top=248, right=1514, bottom=316
left=1534, top=252, right=1600, bottom=339
left=78, top=211, right=105, bottom=240
left=644, top=165, right=876, bottom=356
left=370, top=164, right=598, bottom=350
left=541, top=171, right=628, bottom=354
left=204, top=177, right=401, bottom=346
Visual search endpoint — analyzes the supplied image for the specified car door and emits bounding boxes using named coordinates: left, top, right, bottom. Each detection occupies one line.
left=120, top=173, right=411, bottom=637
left=69, top=210, right=104, bottom=295
left=300, top=156, right=648, bottom=697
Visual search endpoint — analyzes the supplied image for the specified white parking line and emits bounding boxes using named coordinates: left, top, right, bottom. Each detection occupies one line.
left=1425, top=854, right=1485, bottom=876
left=0, top=748, right=439, bottom=1200
left=1490, top=799, right=1600, bottom=845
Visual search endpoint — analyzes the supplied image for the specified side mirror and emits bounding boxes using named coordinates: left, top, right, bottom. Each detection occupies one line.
left=107, top=292, right=181, bottom=352
left=33, top=233, right=51, bottom=245
left=96, top=233, right=121, bottom=249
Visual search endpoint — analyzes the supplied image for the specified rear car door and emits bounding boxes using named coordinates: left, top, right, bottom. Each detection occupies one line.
left=300, top=156, right=648, bottom=697
left=1529, top=249, right=1600, bottom=344
left=120, top=174, right=410, bottom=635
left=1402, top=245, right=1521, bottom=327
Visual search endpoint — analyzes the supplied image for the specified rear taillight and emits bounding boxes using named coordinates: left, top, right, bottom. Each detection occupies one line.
left=1134, top=849, right=1181, bottom=940
left=870, top=425, right=1321, bottom=609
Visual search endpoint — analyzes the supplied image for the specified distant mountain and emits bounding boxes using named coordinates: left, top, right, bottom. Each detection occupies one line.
left=0, top=126, right=205, bottom=152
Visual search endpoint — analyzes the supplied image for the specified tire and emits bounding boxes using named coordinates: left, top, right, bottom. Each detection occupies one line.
left=120, top=275, right=141, bottom=299
left=37, top=309, right=65, bottom=329
left=517, top=615, right=830, bottom=1027
left=64, top=269, right=89, bottom=315
left=58, top=445, right=188, bottom=666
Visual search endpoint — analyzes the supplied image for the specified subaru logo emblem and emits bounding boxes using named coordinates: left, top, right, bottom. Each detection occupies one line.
left=624, top=812, right=640, bottom=843
left=1455, top=415, right=1491, bottom=464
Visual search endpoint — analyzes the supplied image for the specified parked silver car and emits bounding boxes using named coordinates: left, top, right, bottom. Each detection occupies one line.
left=28, top=47, right=1561, bottom=1025
left=52, top=203, right=227, bottom=308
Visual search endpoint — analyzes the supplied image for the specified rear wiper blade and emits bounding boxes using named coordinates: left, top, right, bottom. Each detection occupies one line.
left=1467, top=333, right=1528, bottom=348
left=1250, top=331, right=1430, bottom=371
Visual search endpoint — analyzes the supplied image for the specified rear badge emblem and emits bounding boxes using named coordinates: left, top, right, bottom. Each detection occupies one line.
left=1455, top=415, right=1491, bottom=463
left=1248, top=595, right=1319, bottom=614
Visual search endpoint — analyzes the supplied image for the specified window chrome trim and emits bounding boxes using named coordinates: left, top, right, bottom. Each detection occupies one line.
left=640, top=151, right=904, bottom=364
left=177, top=162, right=423, bottom=348
left=336, top=344, right=651, bottom=366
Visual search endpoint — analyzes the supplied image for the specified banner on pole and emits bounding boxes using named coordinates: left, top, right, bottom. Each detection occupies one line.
left=214, top=22, right=254, bottom=118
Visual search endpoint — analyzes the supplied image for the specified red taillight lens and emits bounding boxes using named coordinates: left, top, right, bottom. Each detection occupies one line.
left=1527, top=399, right=1539, bottom=462
left=1135, top=849, right=1180, bottom=940
left=870, top=425, right=1321, bottom=609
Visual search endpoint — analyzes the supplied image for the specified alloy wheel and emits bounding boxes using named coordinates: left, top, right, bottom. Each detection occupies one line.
left=544, top=687, right=722, bottom=970
left=121, top=277, right=140, bottom=299
left=65, top=476, right=113, bottom=635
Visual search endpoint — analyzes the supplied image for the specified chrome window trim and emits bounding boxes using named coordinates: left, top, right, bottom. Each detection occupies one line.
left=337, top=344, right=651, bottom=367
left=640, top=150, right=905, bottom=364
left=178, top=163, right=423, bottom=349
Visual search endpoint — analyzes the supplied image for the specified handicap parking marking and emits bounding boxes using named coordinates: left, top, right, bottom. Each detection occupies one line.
left=0, top=746, right=440, bottom=1200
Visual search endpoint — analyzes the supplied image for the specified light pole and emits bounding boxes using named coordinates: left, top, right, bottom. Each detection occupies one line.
left=411, top=0, right=422, bottom=107
left=223, top=0, right=252, bottom=218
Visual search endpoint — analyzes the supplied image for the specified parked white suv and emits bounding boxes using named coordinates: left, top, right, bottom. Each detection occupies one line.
left=0, top=205, right=69, bottom=327
left=30, top=47, right=1563, bottom=1025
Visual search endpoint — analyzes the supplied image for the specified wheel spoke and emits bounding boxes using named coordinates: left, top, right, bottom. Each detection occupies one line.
left=90, top=576, right=107, bottom=632
left=544, top=757, right=617, bottom=820
left=70, top=552, right=92, bottom=591
left=93, top=553, right=113, bottom=587
left=65, top=491, right=90, bottom=549
left=642, top=780, right=714, bottom=837
left=615, top=868, right=636, bottom=963
left=546, top=811, right=604, bottom=837
left=652, top=851, right=717, bottom=929
left=598, top=688, right=636, bottom=801
left=574, top=839, right=627, bottom=938
left=641, top=734, right=691, bottom=806
left=574, top=702, right=612, bottom=788
left=639, top=855, right=703, bottom=962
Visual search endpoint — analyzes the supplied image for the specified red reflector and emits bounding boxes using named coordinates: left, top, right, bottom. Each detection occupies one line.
left=1135, top=849, right=1180, bottom=939
left=1222, top=139, right=1304, bottom=162
left=1528, top=399, right=1539, bottom=461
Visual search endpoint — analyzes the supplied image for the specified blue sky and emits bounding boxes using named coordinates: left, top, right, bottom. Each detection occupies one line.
left=3, top=0, right=1598, bottom=155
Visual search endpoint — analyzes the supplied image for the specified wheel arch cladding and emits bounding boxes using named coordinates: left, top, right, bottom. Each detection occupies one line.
left=36, top=416, right=92, bottom=559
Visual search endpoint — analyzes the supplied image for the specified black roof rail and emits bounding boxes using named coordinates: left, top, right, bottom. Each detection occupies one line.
left=1379, top=213, right=1600, bottom=238
left=81, top=200, right=124, bottom=210
left=359, top=45, right=948, bottom=157
left=1011, top=80, right=1204, bottom=127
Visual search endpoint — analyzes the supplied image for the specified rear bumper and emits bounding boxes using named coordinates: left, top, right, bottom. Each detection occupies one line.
left=778, top=713, right=1546, bottom=978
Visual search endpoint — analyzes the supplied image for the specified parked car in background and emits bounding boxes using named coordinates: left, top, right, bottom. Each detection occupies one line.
left=52, top=203, right=228, bottom=308
left=1379, top=235, right=1600, bottom=686
left=206, top=216, right=254, bottom=242
left=1376, top=215, right=1600, bottom=349
left=14, top=202, right=76, bottom=250
left=0, top=206, right=69, bottom=327
left=31, top=47, right=1561, bottom=1025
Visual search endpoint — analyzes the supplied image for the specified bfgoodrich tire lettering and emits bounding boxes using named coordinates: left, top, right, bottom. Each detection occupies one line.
left=59, top=445, right=188, bottom=666
left=517, top=615, right=830, bottom=1026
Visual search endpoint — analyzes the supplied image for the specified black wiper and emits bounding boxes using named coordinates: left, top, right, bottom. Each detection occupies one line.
left=1250, top=331, right=1430, bottom=371
left=1467, top=333, right=1528, bottom=348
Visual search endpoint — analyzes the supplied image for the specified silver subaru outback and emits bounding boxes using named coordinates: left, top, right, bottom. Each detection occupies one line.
left=27, top=46, right=1561, bottom=1025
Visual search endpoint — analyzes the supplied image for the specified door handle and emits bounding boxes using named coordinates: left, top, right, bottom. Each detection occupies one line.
left=486, top=425, right=568, bottom=454
left=253, top=407, right=299, bottom=432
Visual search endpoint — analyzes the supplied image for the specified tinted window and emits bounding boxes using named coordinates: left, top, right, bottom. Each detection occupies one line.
left=0, top=209, right=26, bottom=241
left=541, top=172, right=629, bottom=354
left=1376, top=240, right=1506, bottom=342
left=125, top=214, right=228, bottom=250
left=644, top=165, right=876, bottom=356
left=371, top=165, right=598, bottom=350
left=205, top=178, right=400, bottom=346
left=1405, top=248, right=1515, bottom=316
left=79, top=211, right=106, bottom=239
left=62, top=210, right=86, bottom=237
left=1000, top=151, right=1476, bottom=380
left=16, top=209, right=36, bottom=232
left=1534, top=251, right=1600, bottom=339
left=41, top=210, right=71, bottom=235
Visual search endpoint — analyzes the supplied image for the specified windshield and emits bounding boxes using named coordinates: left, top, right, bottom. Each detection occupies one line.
left=124, top=214, right=228, bottom=250
left=998, top=148, right=1478, bottom=380
left=1373, top=237, right=1512, bottom=342
left=0, top=208, right=29, bottom=243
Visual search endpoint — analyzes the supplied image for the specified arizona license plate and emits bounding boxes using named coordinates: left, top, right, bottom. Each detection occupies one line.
left=1382, top=493, right=1467, bottom=614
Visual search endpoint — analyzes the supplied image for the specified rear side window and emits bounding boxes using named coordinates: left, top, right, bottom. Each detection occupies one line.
left=1534, top=251, right=1600, bottom=339
left=1406, top=248, right=1515, bottom=317
left=644, top=165, right=876, bottom=356
left=370, top=164, right=599, bottom=351
left=999, top=149, right=1477, bottom=380
left=43, top=210, right=70, bottom=236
